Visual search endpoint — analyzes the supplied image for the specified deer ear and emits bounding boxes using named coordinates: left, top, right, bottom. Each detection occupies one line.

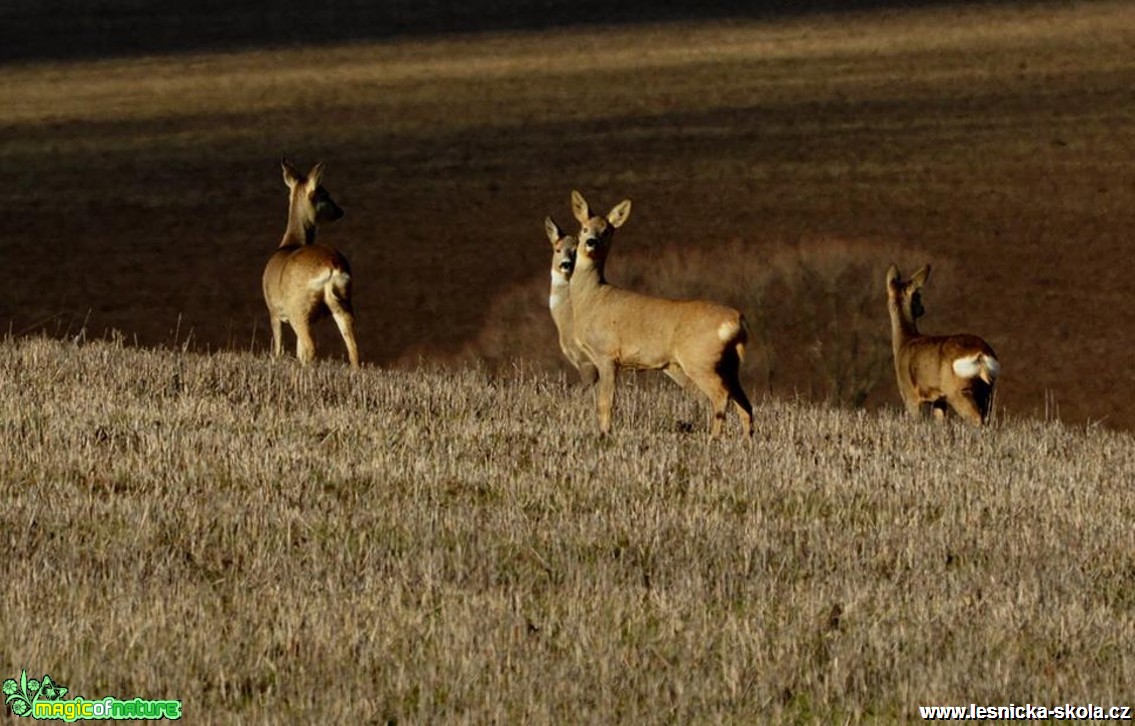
left=607, top=200, right=632, bottom=228
left=885, top=264, right=900, bottom=286
left=281, top=157, right=302, bottom=188
left=911, top=265, right=931, bottom=288
left=571, top=190, right=591, bottom=225
left=545, top=216, right=564, bottom=246
left=307, top=162, right=325, bottom=190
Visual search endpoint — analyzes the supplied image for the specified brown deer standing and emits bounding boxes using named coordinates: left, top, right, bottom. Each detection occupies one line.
left=545, top=216, right=598, bottom=385
left=568, top=190, right=753, bottom=437
left=262, top=159, right=359, bottom=367
left=885, top=264, right=999, bottom=425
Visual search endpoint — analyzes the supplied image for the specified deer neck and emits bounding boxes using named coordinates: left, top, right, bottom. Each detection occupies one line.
left=888, top=299, right=920, bottom=354
left=569, top=256, right=607, bottom=307
left=549, top=276, right=574, bottom=349
left=281, top=205, right=317, bottom=247
left=549, top=269, right=571, bottom=313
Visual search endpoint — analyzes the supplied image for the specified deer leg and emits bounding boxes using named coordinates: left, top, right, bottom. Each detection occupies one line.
left=905, top=397, right=923, bottom=418
left=325, top=290, right=359, bottom=368
left=331, top=308, right=359, bottom=368
left=292, top=316, right=316, bottom=365
left=968, top=382, right=995, bottom=424
left=564, top=346, right=597, bottom=386
left=663, top=364, right=690, bottom=390
left=595, top=359, right=618, bottom=435
left=718, top=346, right=753, bottom=437
left=664, top=365, right=701, bottom=431
left=688, top=371, right=731, bottom=437
left=724, top=373, right=753, bottom=438
left=269, top=315, right=284, bottom=359
left=578, top=362, right=599, bottom=386
left=947, top=392, right=985, bottom=426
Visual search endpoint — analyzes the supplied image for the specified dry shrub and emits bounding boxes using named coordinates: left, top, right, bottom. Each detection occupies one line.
left=458, top=273, right=568, bottom=375
left=761, top=237, right=942, bottom=409
left=465, top=236, right=937, bottom=409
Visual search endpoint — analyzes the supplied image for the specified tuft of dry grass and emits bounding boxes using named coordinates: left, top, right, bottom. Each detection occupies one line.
left=3, top=336, right=1134, bottom=722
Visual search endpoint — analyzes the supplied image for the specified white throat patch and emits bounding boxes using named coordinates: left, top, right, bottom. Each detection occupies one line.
left=549, top=269, right=570, bottom=310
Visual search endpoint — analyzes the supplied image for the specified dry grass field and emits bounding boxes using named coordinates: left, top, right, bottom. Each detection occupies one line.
left=3, top=337, right=1135, bottom=721
left=2, top=1, right=1133, bottom=427
left=3, top=2, right=1135, bottom=722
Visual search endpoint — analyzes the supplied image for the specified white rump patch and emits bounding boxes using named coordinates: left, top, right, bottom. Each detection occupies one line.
left=952, top=355, right=981, bottom=379
left=983, top=355, right=1001, bottom=380
left=952, top=353, right=999, bottom=381
left=309, top=268, right=349, bottom=291
left=717, top=320, right=739, bottom=342
left=308, top=270, right=333, bottom=291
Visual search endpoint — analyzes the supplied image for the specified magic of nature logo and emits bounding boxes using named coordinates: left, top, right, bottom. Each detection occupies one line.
left=3, top=670, right=181, bottom=721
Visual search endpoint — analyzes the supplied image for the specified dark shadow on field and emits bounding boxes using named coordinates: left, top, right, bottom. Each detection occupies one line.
left=2, top=0, right=1002, bottom=64
left=3, top=78, right=1129, bottom=379
left=0, top=93, right=991, bottom=362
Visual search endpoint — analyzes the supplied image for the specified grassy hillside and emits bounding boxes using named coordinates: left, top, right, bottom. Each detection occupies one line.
left=2, top=2, right=1134, bottom=428
left=2, top=337, right=1133, bottom=721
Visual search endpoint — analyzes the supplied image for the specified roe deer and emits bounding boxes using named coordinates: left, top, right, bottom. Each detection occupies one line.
left=262, top=159, right=359, bottom=368
left=885, top=264, right=999, bottom=425
left=568, top=190, right=753, bottom=437
left=545, top=216, right=598, bottom=385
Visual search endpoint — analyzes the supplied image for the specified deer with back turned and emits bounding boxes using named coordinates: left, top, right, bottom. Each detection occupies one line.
left=885, top=264, right=999, bottom=425
left=262, top=159, right=359, bottom=367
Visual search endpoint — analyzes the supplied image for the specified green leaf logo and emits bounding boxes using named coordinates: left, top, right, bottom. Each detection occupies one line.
left=39, top=676, right=67, bottom=701
left=3, top=670, right=68, bottom=717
